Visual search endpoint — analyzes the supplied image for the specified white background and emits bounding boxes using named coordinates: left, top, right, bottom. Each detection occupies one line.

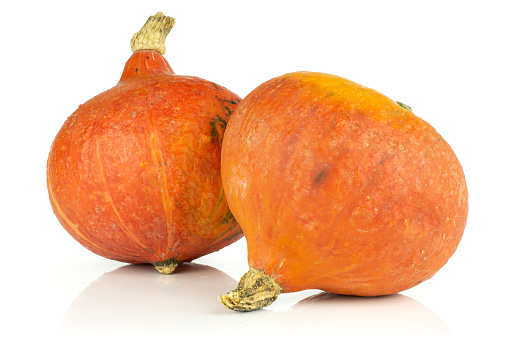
left=2, top=1, right=507, bottom=338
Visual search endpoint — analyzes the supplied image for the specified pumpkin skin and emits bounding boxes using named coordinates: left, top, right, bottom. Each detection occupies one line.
left=47, top=14, right=243, bottom=273
left=221, top=72, right=468, bottom=299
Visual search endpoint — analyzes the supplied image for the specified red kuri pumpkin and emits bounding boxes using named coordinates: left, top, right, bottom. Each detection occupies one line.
left=47, top=13, right=243, bottom=274
left=220, top=71, right=468, bottom=311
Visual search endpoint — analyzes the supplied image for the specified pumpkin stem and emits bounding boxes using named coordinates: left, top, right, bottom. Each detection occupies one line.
left=153, top=258, right=180, bottom=274
left=131, top=12, right=175, bottom=55
left=219, top=267, right=282, bottom=311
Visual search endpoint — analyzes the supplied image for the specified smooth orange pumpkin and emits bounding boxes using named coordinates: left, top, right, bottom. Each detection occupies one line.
left=220, top=71, right=468, bottom=311
left=47, top=13, right=243, bottom=274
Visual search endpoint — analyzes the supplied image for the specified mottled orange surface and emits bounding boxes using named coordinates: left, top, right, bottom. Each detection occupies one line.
left=222, top=72, right=468, bottom=296
left=47, top=50, right=243, bottom=266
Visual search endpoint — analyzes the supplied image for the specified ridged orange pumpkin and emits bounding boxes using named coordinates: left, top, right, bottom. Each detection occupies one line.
left=47, top=13, right=243, bottom=274
left=220, top=72, right=468, bottom=311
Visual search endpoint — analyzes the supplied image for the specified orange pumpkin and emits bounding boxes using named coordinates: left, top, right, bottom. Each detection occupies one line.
left=220, top=72, right=468, bottom=311
left=47, top=13, right=243, bottom=274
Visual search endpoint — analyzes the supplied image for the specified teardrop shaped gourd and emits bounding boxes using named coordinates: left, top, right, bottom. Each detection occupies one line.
left=47, top=13, right=243, bottom=274
left=220, top=72, right=468, bottom=311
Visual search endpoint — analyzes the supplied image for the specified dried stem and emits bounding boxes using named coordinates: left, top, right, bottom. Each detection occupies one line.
left=219, top=267, right=282, bottom=311
left=131, top=12, right=175, bottom=55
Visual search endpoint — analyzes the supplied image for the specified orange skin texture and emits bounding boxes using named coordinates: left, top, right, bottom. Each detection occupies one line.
left=221, top=72, right=468, bottom=296
left=47, top=50, right=243, bottom=265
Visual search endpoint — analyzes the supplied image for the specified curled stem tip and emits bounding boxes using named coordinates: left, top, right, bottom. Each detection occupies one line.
left=153, top=258, right=179, bottom=275
left=131, top=12, right=176, bottom=55
left=219, top=267, right=282, bottom=312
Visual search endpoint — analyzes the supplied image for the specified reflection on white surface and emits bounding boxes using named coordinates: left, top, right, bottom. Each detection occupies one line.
left=59, top=263, right=238, bottom=336
left=286, top=292, right=451, bottom=337
left=60, top=263, right=450, bottom=338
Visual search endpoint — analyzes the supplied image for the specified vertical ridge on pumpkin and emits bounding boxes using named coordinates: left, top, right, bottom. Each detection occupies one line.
left=95, top=139, right=155, bottom=259
left=148, top=113, right=175, bottom=259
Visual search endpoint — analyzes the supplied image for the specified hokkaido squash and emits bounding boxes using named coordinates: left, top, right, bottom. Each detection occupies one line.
left=219, top=71, right=468, bottom=311
left=47, top=13, right=243, bottom=274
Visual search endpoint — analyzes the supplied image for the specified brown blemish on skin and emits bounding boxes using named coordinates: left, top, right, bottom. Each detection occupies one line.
left=314, top=169, right=327, bottom=184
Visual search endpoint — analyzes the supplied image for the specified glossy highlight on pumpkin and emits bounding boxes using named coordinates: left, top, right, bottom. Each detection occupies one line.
left=47, top=13, right=243, bottom=273
left=220, top=71, right=468, bottom=310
